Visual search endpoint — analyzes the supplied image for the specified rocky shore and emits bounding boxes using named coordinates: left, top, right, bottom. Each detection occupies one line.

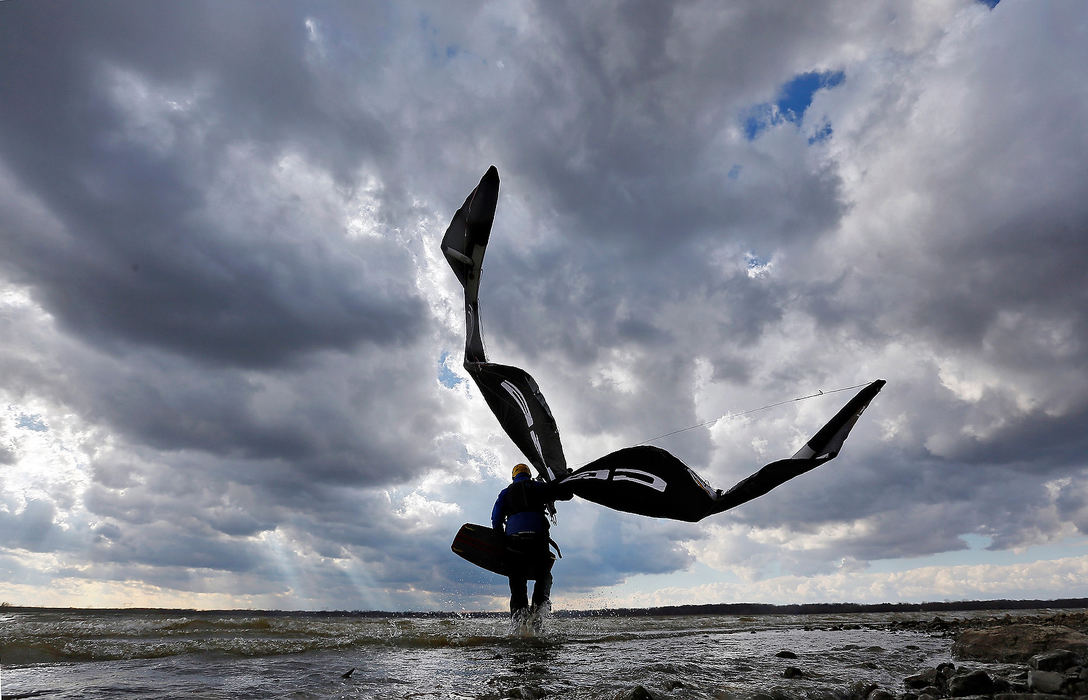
left=870, top=611, right=1088, bottom=700
left=610, top=611, right=1088, bottom=700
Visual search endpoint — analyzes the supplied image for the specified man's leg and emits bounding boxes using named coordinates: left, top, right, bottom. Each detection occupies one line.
left=508, top=575, right=528, bottom=615
left=530, top=554, right=555, bottom=608
left=530, top=570, right=552, bottom=608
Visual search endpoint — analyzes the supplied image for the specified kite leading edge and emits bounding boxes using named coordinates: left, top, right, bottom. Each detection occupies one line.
left=441, top=166, right=884, bottom=523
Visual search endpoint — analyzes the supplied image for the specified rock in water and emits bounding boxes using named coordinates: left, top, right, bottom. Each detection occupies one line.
left=948, top=669, right=994, bottom=696
left=1028, top=669, right=1065, bottom=694
left=904, top=668, right=940, bottom=690
left=1029, top=649, right=1078, bottom=671
left=953, top=624, right=1088, bottom=663
left=615, top=685, right=664, bottom=700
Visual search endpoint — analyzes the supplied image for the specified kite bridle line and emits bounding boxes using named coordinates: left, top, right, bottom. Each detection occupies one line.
left=635, top=381, right=876, bottom=448
left=559, top=381, right=878, bottom=475
left=547, top=380, right=878, bottom=524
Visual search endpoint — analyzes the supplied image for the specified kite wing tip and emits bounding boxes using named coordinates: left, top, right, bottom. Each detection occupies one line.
left=858, top=378, right=887, bottom=402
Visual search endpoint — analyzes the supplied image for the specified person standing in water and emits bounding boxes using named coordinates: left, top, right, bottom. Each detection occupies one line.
left=492, top=463, right=572, bottom=618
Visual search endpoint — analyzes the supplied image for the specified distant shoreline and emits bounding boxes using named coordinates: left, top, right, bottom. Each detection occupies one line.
left=3, top=597, right=1087, bottom=618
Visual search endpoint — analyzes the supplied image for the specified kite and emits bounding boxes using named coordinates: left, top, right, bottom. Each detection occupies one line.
left=442, top=166, right=884, bottom=533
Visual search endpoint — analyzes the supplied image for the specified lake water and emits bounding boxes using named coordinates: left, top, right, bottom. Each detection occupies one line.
left=0, top=607, right=1007, bottom=699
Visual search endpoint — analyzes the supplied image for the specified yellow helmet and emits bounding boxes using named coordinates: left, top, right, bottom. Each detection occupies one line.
left=511, top=463, right=531, bottom=479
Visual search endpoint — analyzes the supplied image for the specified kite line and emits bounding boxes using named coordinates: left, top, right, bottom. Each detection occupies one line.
left=639, top=381, right=876, bottom=446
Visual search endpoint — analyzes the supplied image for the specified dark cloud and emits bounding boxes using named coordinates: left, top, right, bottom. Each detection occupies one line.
left=1, top=1, right=422, bottom=370
left=0, top=499, right=63, bottom=553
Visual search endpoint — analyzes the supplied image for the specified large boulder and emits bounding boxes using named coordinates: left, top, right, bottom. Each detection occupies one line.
left=953, top=624, right=1088, bottom=663
left=1029, top=649, right=1078, bottom=672
left=904, top=669, right=940, bottom=690
left=1027, top=669, right=1064, bottom=694
left=948, top=669, right=995, bottom=697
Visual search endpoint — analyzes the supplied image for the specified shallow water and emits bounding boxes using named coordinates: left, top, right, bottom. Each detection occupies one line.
left=0, top=608, right=1031, bottom=699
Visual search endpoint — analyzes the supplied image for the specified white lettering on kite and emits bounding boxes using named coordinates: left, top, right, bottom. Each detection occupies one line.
left=563, top=468, right=666, bottom=493
left=612, top=468, right=667, bottom=492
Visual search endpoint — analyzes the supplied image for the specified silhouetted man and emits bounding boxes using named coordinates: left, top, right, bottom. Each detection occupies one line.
left=492, top=463, right=572, bottom=617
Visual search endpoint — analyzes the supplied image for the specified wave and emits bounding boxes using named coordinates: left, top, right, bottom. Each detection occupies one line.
left=2, top=606, right=993, bottom=667
left=157, top=616, right=277, bottom=633
left=1, top=614, right=550, bottom=665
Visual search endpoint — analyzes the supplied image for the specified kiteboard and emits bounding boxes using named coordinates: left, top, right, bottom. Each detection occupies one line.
left=452, top=523, right=560, bottom=578
left=452, top=523, right=510, bottom=577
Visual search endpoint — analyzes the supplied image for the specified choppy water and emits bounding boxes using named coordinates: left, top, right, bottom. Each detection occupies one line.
left=0, top=608, right=1000, bottom=699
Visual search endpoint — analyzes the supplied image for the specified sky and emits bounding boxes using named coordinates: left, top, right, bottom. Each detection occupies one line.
left=1, top=0, right=1086, bottom=612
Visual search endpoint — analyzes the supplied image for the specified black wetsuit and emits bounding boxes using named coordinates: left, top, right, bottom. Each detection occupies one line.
left=492, top=474, right=572, bottom=614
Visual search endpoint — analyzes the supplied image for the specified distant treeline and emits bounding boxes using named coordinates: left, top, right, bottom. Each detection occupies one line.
left=4, top=597, right=1088, bottom=618
left=556, top=598, right=1088, bottom=618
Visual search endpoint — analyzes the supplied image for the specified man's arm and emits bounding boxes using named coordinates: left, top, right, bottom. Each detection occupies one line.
left=491, top=489, right=506, bottom=532
left=543, top=481, right=574, bottom=503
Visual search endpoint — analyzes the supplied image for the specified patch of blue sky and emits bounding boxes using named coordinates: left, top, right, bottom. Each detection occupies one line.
left=978, top=0, right=1000, bottom=8
left=438, top=351, right=464, bottom=388
left=746, top=253, right=768, bottom=269
left=417, top=12, right=482, bottom=66
left=743, top=70, right=845, bottom=141
left=746, top=252, right=773, bottom=278
left=16, top=413, right=48, bottom=432
left=808, top=121, right=833, bottom=145
left=417, top=12, right=437, bottom=36
left=427, top=42, right=463, bottom=64
left=417, top=12, right=463, bottom=64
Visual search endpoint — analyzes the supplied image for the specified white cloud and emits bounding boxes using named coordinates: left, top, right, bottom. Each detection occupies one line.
left=585, top=551, right=1088, bottom=610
